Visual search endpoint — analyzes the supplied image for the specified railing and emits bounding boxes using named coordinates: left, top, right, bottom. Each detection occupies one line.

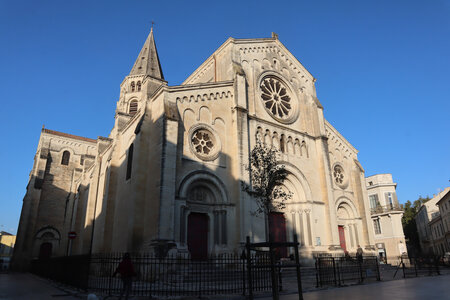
left=399, top=256, right=440, bottom=278
left=31, top=252, right=273, bottom=298
left=370, top=204, right=402, bottom=214
left=315, top=255, right=380, bottom=287
left=31, top=254, right=90, bottom=289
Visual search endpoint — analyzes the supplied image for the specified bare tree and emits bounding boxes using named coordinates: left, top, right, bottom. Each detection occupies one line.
left=242, top=141, right=292, bottom=240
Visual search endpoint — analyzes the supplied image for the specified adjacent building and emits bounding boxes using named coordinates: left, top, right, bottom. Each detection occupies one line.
left=365, top=174, right=406, bottom=263
left=0, top=231, right=16, bottom=270
left=13, top=30, right=378, bottom=270
left=415, top=187, right=450, bottom=255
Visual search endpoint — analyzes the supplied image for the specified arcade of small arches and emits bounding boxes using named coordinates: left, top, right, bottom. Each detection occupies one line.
left=255, top=127, right=309, bottom=158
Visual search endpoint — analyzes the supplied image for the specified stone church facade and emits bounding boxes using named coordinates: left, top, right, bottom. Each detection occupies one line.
left=13, top=30, right=376, bottom=269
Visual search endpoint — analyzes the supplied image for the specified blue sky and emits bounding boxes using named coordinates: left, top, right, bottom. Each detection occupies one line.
left=0, top=0, right=449, bottom=234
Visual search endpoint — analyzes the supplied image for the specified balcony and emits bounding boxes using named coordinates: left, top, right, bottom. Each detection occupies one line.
left=370, top=203, right=402, bottom=215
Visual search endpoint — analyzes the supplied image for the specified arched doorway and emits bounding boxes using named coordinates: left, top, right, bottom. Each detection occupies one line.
left=178, top=172, right=230, bottom=258
left=39, top=242, right=52, bottom=259
left=187, top=213, right=209, bottom=259
left=34, top=227, right=60, bottom=259
left=336, top=199, right=360, bottom=252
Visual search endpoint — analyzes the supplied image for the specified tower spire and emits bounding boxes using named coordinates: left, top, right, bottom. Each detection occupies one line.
left=129, top=27, right=164, bottom=79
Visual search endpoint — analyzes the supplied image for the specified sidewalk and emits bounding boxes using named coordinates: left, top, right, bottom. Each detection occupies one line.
left=259, top=274, right=450, bottom=300
left=0, top=273, right=81, bottom=299
left=1, top=272, right=449, bottom=299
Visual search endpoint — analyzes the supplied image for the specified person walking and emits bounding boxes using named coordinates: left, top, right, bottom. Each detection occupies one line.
left=356, top=245, right=363, bottom=263
left=113, top=253, right=135, bottom=300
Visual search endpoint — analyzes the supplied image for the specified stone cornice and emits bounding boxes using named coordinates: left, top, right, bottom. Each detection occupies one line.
left=41, top=128, right=97, bottom=144
left=324, top=120, right=358, bottom=154
left=169, top=80, right=234, bottom=92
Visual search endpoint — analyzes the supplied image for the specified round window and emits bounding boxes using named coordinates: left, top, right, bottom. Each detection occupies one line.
left=333, top=164, right=348, bottom=188
left=189, top=125, right=221, bottom=161
left=260, top=75, right=298, bottom=123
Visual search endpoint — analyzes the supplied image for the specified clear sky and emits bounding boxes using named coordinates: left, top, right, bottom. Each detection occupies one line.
left=0, top=0, right=449, bottom=234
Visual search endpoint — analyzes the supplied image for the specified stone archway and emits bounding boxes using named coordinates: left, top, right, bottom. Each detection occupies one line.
left=34, top=227, right=60, bottom=259
left=178, top=172, right=231, bottom=257
left=336, top=199, right=360, bottom=252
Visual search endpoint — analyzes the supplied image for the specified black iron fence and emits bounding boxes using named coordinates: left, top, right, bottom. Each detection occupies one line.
left=31, top=254, right=90, bottom=289
left=31, top=252, right=273, bottom=297
left=400, top=256, right=440, bottom=278
left=315, top=256, right=380, bottom=287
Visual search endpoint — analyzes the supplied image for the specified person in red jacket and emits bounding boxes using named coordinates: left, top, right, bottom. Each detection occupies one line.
left=113, top=253, right=135, bottom=300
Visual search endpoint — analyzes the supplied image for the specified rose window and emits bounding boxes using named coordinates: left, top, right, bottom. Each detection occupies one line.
left=192, top=129, right=214, bottom=155
left=333, top=165, right=345, bottom=185
left=260, top=76, right=292, bottom=120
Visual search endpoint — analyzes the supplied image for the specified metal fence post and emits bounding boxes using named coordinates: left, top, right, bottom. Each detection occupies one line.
left=241, top=250, right=246, bottom=296
left=269, top=239, right=279, bottom=300
left=246, top=236, right=253, bottom=300
left=332, top=258, right=337, bottom=286
left=358, top=260, right=363, bottom=283
left=414, top=258, right=418, bottom=277
left=293, top=234, right=304, bottom=300
left=375, top=257, right=381, bottom=281
left=315, top=259, right=320, bottom=288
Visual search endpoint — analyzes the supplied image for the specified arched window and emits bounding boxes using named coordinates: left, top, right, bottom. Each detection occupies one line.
left=137, top=81, right=141, bottom=91
left=126, top=143, right=133, bottom=180
left=129, top=100, right=138, bottom=116
left=61, top=151, right=70, bottom=165
left=280, top=135, right=286, bottom=153
left=130, top=81, right=135, bottom=92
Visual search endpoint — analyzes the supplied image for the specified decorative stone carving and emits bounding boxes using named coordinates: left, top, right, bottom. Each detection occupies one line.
left=260, top=75, right=297, bottom=123
left=333, top=164, right=348, bottom=189
left=189, top=124, right=221, bottom=161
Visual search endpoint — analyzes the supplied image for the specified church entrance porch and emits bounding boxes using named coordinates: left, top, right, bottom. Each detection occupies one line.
left=187, top=213, right=208, bottom=259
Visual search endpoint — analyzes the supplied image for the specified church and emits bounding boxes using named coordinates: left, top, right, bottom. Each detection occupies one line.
left=13, top=29, right=377, bottom=269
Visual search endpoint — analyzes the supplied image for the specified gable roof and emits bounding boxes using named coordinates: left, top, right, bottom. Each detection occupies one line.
left=42, top=128, right=97, bottom=143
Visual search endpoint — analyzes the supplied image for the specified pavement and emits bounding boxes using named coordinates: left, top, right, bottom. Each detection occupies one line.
left=1, top=272, right=450, bottom=299
left=259, top=274, right=450, bottom=300
left=0, top=273, right=81, bottom=299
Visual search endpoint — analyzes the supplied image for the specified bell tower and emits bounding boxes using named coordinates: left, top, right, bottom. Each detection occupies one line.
left=117, top=27, right=166, bottom=116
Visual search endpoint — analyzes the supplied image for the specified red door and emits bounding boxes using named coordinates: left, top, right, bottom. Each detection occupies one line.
left=187, top=213, right=208, bottom=260
left=269, top=212, right=288, bottom=258
left=338, top=226, right=346, bottom=252
left=39, top=242, right=52, bottom=259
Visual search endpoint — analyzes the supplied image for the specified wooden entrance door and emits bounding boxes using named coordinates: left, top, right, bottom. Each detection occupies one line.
left=269, top=212, right=288, bottom=258
left=338, top=226, right=346, bottom=252
left=187, top=213, right=208, bottom=260
left=39, top=242, right=52, bottom=259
